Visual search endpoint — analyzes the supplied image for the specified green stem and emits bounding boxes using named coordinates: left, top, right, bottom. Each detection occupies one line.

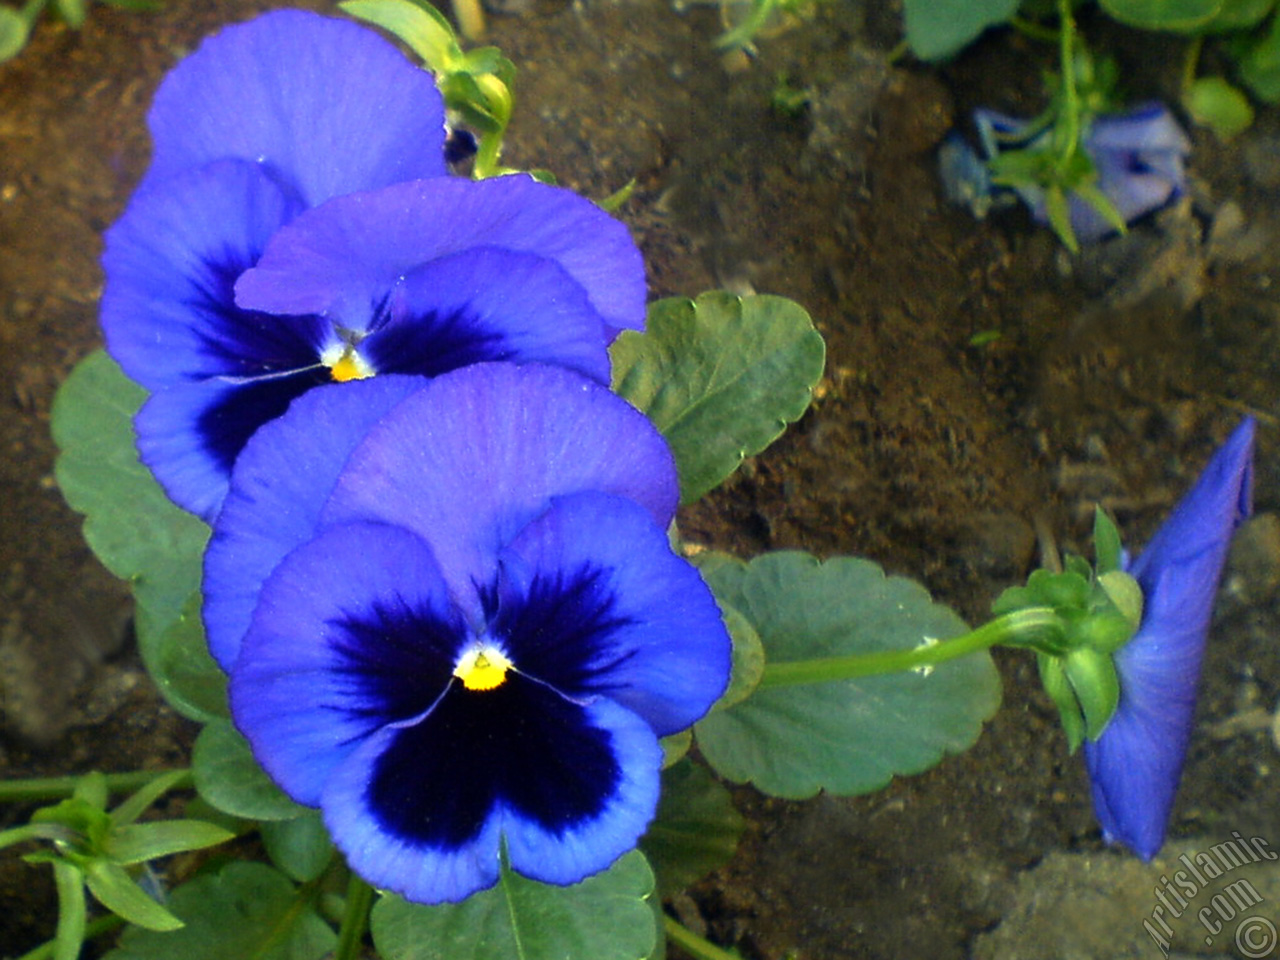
left=759, top=607, right=1062, bottom=689
left=663, top=916, right=741, bottom=960
left=0, top=823, right=72, bottom=852
left=1181, top=36, right=1203, bottom=93
left=1056, top=0, right=1079, bottom=165
left=0, top=769, right=190, bottom=805
left=450, top=0, right=485, bottom=41
left=14, top=914, right=121, bottom=960
left=333, top=873, right=375, bottom=960
left=1009, top=13, right=1060, bottom=43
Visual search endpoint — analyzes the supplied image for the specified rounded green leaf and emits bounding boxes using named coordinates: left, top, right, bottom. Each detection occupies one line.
left=1098, top=0, right=1222, bottom=30
left=1184, top=76, right=1255, bottom=140
left=694, top=552, right=1002, bottom=798
left=103, top=862, right=335, bottom=960
left=192, top=719, right=306, bottom=822
left=903, top=0, right=1019, bottom=60
left=640, top=759, right=744, bottom=897
left=261, top=811, right=335, bottom=884
left=52, top=351, right=213, bottom=719
left=371, top=850, right=658, bottom=960
left=610, top=292, right=825, bottom=504
left=0, top=8, right=30, bottom=63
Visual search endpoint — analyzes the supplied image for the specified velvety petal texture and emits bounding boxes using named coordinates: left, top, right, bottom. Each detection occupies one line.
left=101, top=11, right=644, bottom=521
left=138, top=9, right=448, bottom=205
left=217, top=364, right=730, bottom=902
left=1083, top=418, right=1255, bottom=860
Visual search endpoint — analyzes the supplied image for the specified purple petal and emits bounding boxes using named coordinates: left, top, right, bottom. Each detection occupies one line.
left=139, top=10, right=447, bottom=206
left=204, top=375, right=424, bottom=670
left=1084, top=418, right=1255, bottom=859
left=136, top=370, right=324, bottom=521
left=360, top=247, right=611, bottom=384
left=235, top=175, right=646, bottom=338
left=499, top=491, right=731, bottom=735
left=321, top=694, right=660, bottom=902
left=321, top=363, right=679, bottom=621
left=101, top=159, right=315, bottom=392
left=229, top=521, right=460, bottom=805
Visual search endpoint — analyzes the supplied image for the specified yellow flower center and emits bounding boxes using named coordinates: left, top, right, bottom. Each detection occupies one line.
left=453, top=645, right=513, bottom=692
left=328, top=347, right=374, bottom=383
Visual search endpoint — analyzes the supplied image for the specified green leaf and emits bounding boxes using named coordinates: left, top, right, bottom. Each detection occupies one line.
left=1098, top=0, right=1222, bottom=30
left=85, top=861, right=183, bottom=932
left=611, top=293, right=825, bottom=504
left=51, top=351, right=212, bottom=717
left=1184, top=75, right=1255, bottom=139
left=192, top=719, right=306, bottom=822
left=371, top=850, right=658, bottom=960
left=694, top=552, right=1001, bottom=798
left=144, top=591, right=228, bottom=723
left=103, top=862, right=336, bottom=960
left=53, top=0, right=87, bottom=28
left=1202, top=0, right=1276, bottom=30
left=0, top=8, right=30, bottom=64
left=339, top=0, right=464, bottom=73
left=110, top=771, right=189, bottom=828
left=903, top=0, right=1019, bottom=60
left=1238, top=13, right=1280, bottom=101
left=640, top=760, right=744, bottom=897
left=710, top=602, right=764, bottom=713
left=105, top=820, right=235, bottom=866
left=261, top=812, right=334, bottom=884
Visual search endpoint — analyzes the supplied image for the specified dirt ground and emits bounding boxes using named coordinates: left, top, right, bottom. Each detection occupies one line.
left=1, top=1, right=1279, bottom=958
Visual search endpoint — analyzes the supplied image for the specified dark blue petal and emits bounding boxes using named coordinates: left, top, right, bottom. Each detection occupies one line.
left=205, top=375, right=423, bottom=670
left=322, top=363, right=679, bottom=623
left=1083, top=418, right=1254, bottom=859
left=235, top=175, right=645, bottom=339
left=497, top=491, right=731, bottom=735
left=359, top=247, right=611, bottom=384
left=230, top=521, right=460, bottom=805
left=139, top=10, right=447, bottom=206
left=136, top=369, right=323, bottom=521
left=322, top=695, right=661, bottom=902
left=102, top=159, right=317, bottom=392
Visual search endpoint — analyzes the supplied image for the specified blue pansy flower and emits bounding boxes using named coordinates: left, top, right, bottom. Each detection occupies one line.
left=1083, top=418, right=1255, bottom=860
left=211, top=363, right=731, bottom=902
left=100, top=11, right=644, bottom=521
left=942, top=102, right=1191, bottom=243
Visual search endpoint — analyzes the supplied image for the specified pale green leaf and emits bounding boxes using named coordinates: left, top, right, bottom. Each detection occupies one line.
left=903, top=0, right=1019, bottom=60
left=192, top=719, right=305, bottom=822
left=371, top=850, right=657, bottom=960
left=695, top=552, right=1002, bottom=798
left=103, top=862, right=335, bottom=960
left=611, top=292, right=825, bottom=504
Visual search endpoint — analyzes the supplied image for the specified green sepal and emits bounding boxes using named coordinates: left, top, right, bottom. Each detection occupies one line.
left=1037, top=652, right=1086, bottom=753
left=1092, top=507, right=1123, bottom=574
left=1064, top=647, right=1121, bottom=741
left=1097, top=570, right=1143, bottom=637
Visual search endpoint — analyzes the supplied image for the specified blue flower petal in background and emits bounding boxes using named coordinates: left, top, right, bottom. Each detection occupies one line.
left=224, top=366, right=729, bottom=902
left=1083, top=418, right=1255, bottom=860
left=950, top=102, right=1191, bottom=243
left=234, top=174, right=647, bottom=340
left=203, top=375, right=422, bottom=671
left=138, top=10, right=447, bottom=205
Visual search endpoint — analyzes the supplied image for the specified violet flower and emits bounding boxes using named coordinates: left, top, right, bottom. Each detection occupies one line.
left=100, top=11, right=644, bottom=521
left=209, top=363, right=731, bottom=902
left=946, top=102, right=1191, bottom=243
left=1083, top=418, right=1255, bottom=859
